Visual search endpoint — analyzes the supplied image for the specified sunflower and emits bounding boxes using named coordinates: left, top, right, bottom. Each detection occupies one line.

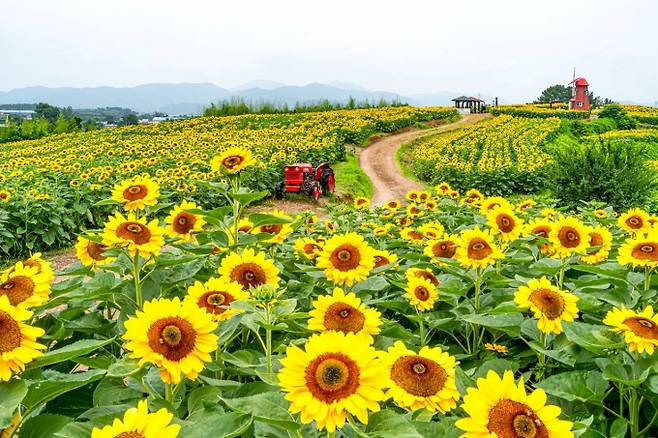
left=308, top=288, right=382, bottom=343
left=487, top=206, right=523, bottom=241
left=424, top=234, right=459, bottom=260
left=234, top=218, right=254, bottom=234
left=218, top=248, right=280, bottom=290
left=372, top=249, right=398, bottom=268
left=384, top=200, right=400, bottom=210
left=21, top=252, right=54, bottom=283
left=316, top=232, right=375, bottom=286
left=523, top=218, right=554, bottom=255
left=618, top=208, right=651, bottom=234
left=400, top=227, right=425, bottom=242
left=515, top=277, right=579, bottom=335
left=324, top=220, right=337, bottom=234
left=1, top=414, right=20, bottom=438
left=251, top=209, right=293, bottom=244
left=102, top=212, right=165, bottom=258
left=517, top=198, right=536, bottom=211
left=548, top=216, right=589, bottom=258
left=123, top=297, right=218, bottom=384
left=91, top=400, right=180, bottom=438
left=463, top=188, right=484, bottom=206
left=418, top=221, right=445, bottom=239
left=455, top=227, right=505, bottom=269
left=0, top=295, right=46, bottom=381
left=618, top=230, right=658, bottom=268
left=434, top=182, right=451, bottom=195
left=75, top=236, right=114, bottom=267
left=278, top=331, right=386, bottom=432
left=0, top=190, right=10, bottom=203
left=604, top=305, right=658, bottom=354
left=594, top=209, right=608, bottom=219
left=295, top=238, right=323, bottom=260
left=0, top=262, right=51, bottom=308
left=406, top=267, right=440, bottom=286
left=485, top=343, right=509, bottom=354
left=373, top=224, right=392, bottom=237
left=456, top=370, right=574, bottom=438
left=112, top=175, right=160, bottom=211
left=405, top=277, right=438, bottom=312
left=210, top=146, right=255, bottom=174
left=353, top=197, right=370, bottom=209
left=379, top=341, right=459, bottom=413
left=479, top=196, right=512, bottom=215
left=185, top=277, right=248, bottom=322
left=542, top=208, right=556, bottom=219
left=406, top=190, right=421, bottom=203
left=166, top=200, right=206, bottom=242
left=580, top=226, right=613, bottom=265
left=406, top=204, right=424, bottom=218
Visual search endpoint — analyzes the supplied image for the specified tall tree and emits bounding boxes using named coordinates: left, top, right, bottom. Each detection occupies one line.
left=34, top=102, right=60, bottom=123
left=536, top=85, right=572, bottom=103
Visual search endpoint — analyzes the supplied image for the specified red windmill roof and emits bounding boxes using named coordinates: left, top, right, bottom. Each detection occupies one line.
left=572, top=77, right=589, bottom=86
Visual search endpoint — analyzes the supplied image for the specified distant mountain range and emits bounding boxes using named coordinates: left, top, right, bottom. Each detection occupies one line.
left=0, top=82, right=498, bottom=115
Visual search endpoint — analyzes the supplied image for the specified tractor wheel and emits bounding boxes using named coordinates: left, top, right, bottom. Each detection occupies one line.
left=320, top=167, right=335, bottom=194
left=274, top=182, right=285, bottom=200
left=308, top=182, right=320, bottom=201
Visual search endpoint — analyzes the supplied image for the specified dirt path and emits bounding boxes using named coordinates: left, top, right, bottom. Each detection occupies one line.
left=358, top=114, right=491, bottom=206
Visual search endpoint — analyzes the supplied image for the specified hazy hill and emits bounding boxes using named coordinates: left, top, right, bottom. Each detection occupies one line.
left=0, top=81, right=496, bottom=115
left=0, top=83, right=231, bottom=113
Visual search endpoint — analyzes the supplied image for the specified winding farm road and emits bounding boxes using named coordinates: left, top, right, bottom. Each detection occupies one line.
left=358, top=113, right=491, bottom=206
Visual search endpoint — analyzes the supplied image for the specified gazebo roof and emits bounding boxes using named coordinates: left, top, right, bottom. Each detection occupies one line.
left=452, top=96, right=484, bottom=102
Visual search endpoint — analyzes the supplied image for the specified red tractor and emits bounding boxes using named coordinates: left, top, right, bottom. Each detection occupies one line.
left=274, top=162, right=335, bottom=201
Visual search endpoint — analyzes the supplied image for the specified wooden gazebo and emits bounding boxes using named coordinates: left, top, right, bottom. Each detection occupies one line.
left=452, top=96, right=485, bottom=113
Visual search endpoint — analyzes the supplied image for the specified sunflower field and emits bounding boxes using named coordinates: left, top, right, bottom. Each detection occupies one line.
left=407, top=115, right=561, bottom=195
left=3, top=153, right=658, bottom=438
left=491, top=105, right=589, bottom=120
left=621, top=105, right=658, bottom=126
left=0, top=106, right=456, bottom=258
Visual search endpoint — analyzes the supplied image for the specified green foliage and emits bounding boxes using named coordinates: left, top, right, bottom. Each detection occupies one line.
left=203, top=96, right=407, bottom=117
left=599, top=104, right=637, bottom=130
left=333, top=153, right=374, bottom=199
left=569, top=118, right=618, bottom=137
left=548, top=138, right=658, bottom=210
left=536, top=84, right=572, bottom=103
left=491, top=105, right=589, bottom=119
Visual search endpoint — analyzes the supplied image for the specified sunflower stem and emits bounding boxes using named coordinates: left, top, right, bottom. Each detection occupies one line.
left=418, top=310, right=426, bottom=347
left=132, top=252, right=143, bottom=309
left=644, top=268, right=652, bottom=294
left=215, top=344, right=223, bottom=380
left=557, top=258, right=566, bottom=289
left=628, top=388, right=641, bottom=438
left=471, top=268, right=483, bottom=355
left=265, top=303, right=273, bottom=374
left=165, top=383, right=173, bottom=403
left=327, top=431, right=335, bottom=438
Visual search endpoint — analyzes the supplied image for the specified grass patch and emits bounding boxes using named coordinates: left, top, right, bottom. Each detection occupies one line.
left=333, top=153, right=374, bottom=200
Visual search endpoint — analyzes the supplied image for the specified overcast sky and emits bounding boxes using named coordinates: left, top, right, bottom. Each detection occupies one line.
left=1, top=0, right=657, bottom=103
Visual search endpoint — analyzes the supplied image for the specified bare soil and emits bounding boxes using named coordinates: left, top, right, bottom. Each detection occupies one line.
left=358, top=114, right=491, bottom=206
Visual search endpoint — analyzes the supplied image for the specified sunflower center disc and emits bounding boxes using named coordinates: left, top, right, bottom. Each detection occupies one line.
left=128, top=186, right=142, bottom=194
left=412, top=363, right=427, bottom=374
left=127, top=224, right=142, bottom=233
left=529, top=289, right=565, bottom=320
left=114, top=432, right=145, bottom=438
left=161, top=325, right=182, bottom=346
left=147, top=317, right=197, bottom=360
left=337, top=250, right=351, bottom=261
left=178, top=216, right=188, bottom=225
left=623, top=317, right=658, bottom=340
left=305, top=353, right=360, bottom=403
left=629, top=217, right=640, bottom=226
left=513, top=414, right=537, bottom=437
left=390, top=356, right=446, bottom=397
left=324, top=303, right=365, bottom=333
left=207, top=293, right=226, bottom=306
left=415, top=287, right=429, bottom=301
left=0, top=276, right=35, bottom=306
left=223, top=156, right=242, bottom=167
left=0, top=310, right=21, bottom=353
left=641, top=245, right=655, bottom=253
left=87, top=242, right=107, bottom=261
left=487, top=399, right=548, bottom=438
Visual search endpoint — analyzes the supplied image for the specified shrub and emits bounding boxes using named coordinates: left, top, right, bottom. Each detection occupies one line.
left=548, top=139, right=658, bottom=210
left=570, top=118, right=617, bottom=137
left=599, top=104, right=637, bottom=130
